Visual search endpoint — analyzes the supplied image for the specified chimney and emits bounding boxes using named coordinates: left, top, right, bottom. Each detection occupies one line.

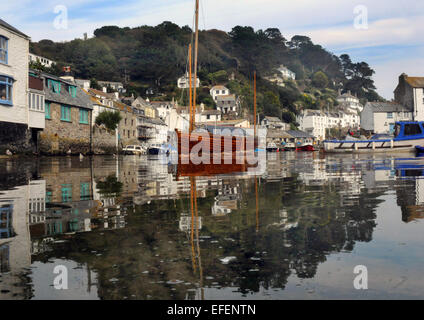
left=338, top=88, right=341, bottom=96
left=399, top=73, right=408, bottom=84
left=102, top=87, right=107, bottom=93
left=347, top=90, right=351, bottom=95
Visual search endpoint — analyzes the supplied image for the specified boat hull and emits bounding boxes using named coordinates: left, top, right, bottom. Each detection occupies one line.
left=296, top=145, right=316, bottom=152
left=176, top=130, right=257, bottom=155
left=324, top=138, right=424, bottom=153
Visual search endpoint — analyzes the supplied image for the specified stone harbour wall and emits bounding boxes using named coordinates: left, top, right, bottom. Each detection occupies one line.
left=92, top=125, right=117, bottom=154
left=0, top=121, right=35, bottom=154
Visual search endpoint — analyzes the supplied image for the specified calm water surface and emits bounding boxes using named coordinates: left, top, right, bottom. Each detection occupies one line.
left=1, top=152, right=424, bottom=300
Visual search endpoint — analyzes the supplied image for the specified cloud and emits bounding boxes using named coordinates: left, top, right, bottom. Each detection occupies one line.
left=3, top=0, right=424, bottom=99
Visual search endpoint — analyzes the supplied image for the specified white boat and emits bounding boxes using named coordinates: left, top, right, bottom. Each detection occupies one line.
left=266, top=142, right=279, bottom=152
left=324, top=121, right=424, bottom=153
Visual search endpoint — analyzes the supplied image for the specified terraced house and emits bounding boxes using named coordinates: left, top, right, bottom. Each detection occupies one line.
left=40, top=72, right=92, bottom=155
left=0, top=19, right=32, bottom=152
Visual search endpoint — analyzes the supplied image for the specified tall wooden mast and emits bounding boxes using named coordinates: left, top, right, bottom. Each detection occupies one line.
left=254, top=71, right=257, bottom=137
left=192, top=0, right=200, bottom=133
left=189, top=43, right=194, bottom=133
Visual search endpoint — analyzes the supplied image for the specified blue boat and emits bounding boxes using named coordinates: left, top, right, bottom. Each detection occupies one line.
left=324, top=121, right=424, bottom=153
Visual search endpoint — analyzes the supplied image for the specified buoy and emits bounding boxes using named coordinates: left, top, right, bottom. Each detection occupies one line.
left=6, top=149, right=12, bottom=156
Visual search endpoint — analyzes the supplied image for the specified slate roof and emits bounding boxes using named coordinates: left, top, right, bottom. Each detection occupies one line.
left=0, top=19, right=30, bottom=39
left=365, top=102, right=410, bottom=113
left=211, top=85, right=228, bottom=91
left=202, top=110, right=221, bottom=115
left=267, top=129, right=293, bottom=139
left=42, top=72, right=92, bottom=110
left=286, top=130, right=314, bottom=138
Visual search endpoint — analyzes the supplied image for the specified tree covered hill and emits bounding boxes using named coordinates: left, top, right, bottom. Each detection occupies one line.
left=30, top=21, right=383, bottom=123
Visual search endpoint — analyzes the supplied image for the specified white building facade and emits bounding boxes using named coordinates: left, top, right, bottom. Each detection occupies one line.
left=337, top=91, right=363, bottom=113
left=360, top=102, right=412, bottom=134
left=177, top=73, right=200, bottom=89
left=210, top=85, right=230, bottom=102
left=29, top=53, right=55, bottom=68
left=297, top=109, right=360, bottom=140
left=278, top=65, right=296, bottom=80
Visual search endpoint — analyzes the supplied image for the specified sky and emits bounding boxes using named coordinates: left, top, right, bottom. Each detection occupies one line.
left=1, top=0, right=423, bottom=99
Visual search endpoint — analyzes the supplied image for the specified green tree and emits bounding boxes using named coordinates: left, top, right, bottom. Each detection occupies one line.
left=95, top=111, right=122, bottom=131
left=312, top=71, right=329, bottom=88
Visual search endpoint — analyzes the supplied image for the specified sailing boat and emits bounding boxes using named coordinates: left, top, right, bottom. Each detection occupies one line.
left=175, top=0, right=258, bottom=173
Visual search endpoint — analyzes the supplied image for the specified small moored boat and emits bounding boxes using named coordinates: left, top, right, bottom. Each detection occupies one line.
left=266, top=142, right=279, bottom=152
left=324, top=121, right=424, bottom=153
left=296, top=144, right=316, bottom=152
left=147, top=144, right=169, bottom=155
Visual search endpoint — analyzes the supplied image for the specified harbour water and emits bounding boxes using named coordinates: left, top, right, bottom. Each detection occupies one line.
left=1, top=152, right=424, bottom=300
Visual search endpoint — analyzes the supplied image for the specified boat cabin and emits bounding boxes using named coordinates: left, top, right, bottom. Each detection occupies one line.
left=393, top=121, right=424, bottom=140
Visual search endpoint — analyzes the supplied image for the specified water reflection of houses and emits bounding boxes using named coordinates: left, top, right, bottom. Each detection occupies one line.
left=0, top=180, right=43, bottom=299
left=212, top=181, right=242, bottom=216
left=31, top=157, right=134, bottom=242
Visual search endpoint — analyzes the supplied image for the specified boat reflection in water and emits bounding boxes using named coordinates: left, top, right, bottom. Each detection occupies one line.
left=2, top=153, right=424, bottom=299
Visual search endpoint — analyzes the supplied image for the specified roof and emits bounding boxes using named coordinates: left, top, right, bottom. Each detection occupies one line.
left=138, top=115, right=166, bottom=126
left=211, top=85, right=228, bottom=91
left=42, top=72, right=92, bottom=109
left=405, top=77, right=424, bottom=88
left=113, top=100, right=133, bottom=113
left=0, top=19, right=30, bottom=39
left=267, top=130, right=293, bottom=139
left=286, top=130, right=314, bottom=138
left=88, top=88, right=114, bottom=99
left=365, top=102, right=410, bottom=113
left=202, top=110, right=221, bottom=115
left=215, top=119, right=248, bottom=125
left=199, top=125, right=248, bottom=136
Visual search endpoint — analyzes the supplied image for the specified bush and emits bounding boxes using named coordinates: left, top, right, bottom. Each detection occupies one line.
left=95, top=110, right=122, bottom=131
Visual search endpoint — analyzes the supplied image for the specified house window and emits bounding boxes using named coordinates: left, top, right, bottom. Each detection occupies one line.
left=79, top=109, right=89, bottom=124
left=60, top=105, right=71, bottom=122
left=387, top=112, right=393, bottom=119
left=80, top=183, right=90, bottom=201
left=48, top=79, right=61, bottom=93
left=69, top=86, right=77, bottom=98
left=45, top=102, right=51, bottom=119
left=0, top=76, right=13, bottom=105
left=29, top=93, right=45, bottom=112
left=0, top=36, right=8, bottom=64
left=61, top=184, right=72, bottom=203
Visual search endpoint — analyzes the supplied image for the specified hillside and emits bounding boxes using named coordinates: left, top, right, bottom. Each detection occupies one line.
left=30, top=22, right=384, bottom=123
